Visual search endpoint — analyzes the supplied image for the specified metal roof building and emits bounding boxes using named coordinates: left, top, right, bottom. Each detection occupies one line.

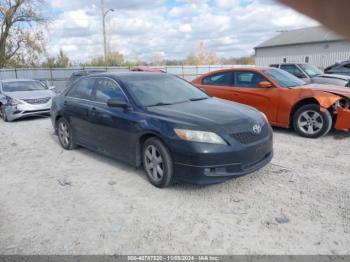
left=254, top=26, right=350, bottom=68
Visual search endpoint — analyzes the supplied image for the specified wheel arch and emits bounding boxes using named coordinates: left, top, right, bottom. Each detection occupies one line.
left=54, top=115, right=62, bottom=131
left=136, top=132, right=166, bottom=167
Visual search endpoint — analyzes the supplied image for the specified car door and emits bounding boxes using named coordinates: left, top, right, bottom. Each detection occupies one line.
left=88, top=77, right=137, bottom=163
left=64, top=77, right=96, bottom=145
left=230, top=70, right=280, bottom=123
left=280, top=64, right=310, bottom=83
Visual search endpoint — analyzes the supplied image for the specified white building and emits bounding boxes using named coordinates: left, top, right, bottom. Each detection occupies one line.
left=254, top=26, right=350, bottom=69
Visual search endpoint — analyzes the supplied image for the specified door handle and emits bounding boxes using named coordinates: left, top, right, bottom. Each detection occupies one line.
left=89, top=106, right=97, bottom=116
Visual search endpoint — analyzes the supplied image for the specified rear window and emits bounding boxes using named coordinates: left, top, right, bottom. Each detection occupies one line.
left=202, top=72, right=232, bottom=86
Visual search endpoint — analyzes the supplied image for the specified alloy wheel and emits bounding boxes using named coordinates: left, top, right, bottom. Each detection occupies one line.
left=58, top=121, right=70, bottom=147
left=144, top=145, right=164, bottom=182
left=297, top=110, right=324, bottom=135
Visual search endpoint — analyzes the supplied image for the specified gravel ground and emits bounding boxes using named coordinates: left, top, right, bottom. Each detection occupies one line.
left=0, top=117, right=350, bottom=255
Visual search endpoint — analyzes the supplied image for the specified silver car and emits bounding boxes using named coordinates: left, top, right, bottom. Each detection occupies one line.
left=270, top=63, right=350, bottom=87
left=0, top=79, right=56, bottom=122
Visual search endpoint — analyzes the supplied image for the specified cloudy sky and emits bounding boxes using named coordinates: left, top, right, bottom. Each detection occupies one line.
left=46, top=0, right=318, bottom=63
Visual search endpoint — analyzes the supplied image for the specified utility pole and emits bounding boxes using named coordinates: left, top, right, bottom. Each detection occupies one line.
left=101, top=0, right=107, bottom=63
left=101, top=0, right=114, bottom=64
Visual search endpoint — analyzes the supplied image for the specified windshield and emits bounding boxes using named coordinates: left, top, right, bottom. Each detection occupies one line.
left=121, top=74, right=209, bottom=107
left=263, top=68, right=305, bottom=87
left=2, top=81, right=47, bottom=92
left=299, top=64, right=323, bottom=77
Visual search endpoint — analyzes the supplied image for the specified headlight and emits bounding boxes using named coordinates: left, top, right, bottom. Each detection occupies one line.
left=174, top=129, right=227, bottom=145
left=261, top=112, right=268, bottom=122
left=5, top=96, right=20, bottom=106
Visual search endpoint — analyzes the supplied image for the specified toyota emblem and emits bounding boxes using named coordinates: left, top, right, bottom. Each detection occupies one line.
left=252, top=124, right=262, bottom=134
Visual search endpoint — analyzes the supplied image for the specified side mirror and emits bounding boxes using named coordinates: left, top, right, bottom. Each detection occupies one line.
left=107, top=98, right=129, bottom=109
left=48, top=86, right=56, bottom=90
left=259, top=81, right=272, bottom=88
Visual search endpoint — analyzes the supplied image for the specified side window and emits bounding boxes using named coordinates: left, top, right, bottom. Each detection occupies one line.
left=202, top=72, right=232, bottom=86
left=235, top=71, right=268, bottom=88
left=67, top=78, right=93, bottom=100
left=93, top=78, right=125, bottom=103
left=270, top=64, right=279, bottom=68
left=280, top=64, right=305, bottom=77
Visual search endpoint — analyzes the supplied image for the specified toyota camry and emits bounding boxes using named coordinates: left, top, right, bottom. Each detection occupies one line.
left=50, top=73, right=273, bottom=187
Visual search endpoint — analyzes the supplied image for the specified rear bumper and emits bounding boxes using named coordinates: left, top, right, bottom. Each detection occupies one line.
left=165, top=128, right=273, bottom=185
left=335, top=107, right=350, bottom=131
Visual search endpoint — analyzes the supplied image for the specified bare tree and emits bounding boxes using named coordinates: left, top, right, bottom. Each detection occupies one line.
left=150, top=52, right=165, bottom=66
left=0, top=0, right=47, bottom=67
left=185, top=42, right=221, bottom=65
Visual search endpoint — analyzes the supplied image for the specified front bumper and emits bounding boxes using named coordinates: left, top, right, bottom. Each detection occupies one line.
left=4, top=102, right=51, bottom=121
left=165, top=128, right=273, bottom=185
left=335, top=107, right=350, bottom=131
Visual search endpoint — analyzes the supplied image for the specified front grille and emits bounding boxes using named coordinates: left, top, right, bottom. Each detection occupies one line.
left=23, top=97, right=51, bottom=104
left=231, top=124, right=269, bottom=144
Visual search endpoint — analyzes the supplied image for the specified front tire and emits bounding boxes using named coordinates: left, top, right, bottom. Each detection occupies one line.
left=142, top=137, right=173, bottom=188
left=0, top=105, right=8, bottom=122
left=293, top=104, right=332, bottom=138
left=57, top=117, right=76, bottom=150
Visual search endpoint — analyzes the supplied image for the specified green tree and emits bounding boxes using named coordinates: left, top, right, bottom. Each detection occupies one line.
left=85, top=51, right=124, bottom=67
left=42, top=49, right=70, bottom=68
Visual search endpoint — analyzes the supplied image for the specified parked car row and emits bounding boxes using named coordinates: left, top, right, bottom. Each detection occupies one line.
left=1, top=66, right=350, bottom=187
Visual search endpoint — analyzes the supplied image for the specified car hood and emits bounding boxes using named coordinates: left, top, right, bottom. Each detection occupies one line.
left=317, top=74, right=350, bottom=81
left=147, top=97, right=265, bottom=133
left=297, top=84, right=350, bottom=99
left=3, top=90, right=56, bottom=100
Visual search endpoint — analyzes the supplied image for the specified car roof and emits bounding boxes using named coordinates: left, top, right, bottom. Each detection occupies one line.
left=201, top=66, right=271, bottom=73
left=87, top=72, right=168, bottom=79
left=1, top=79, right=40, bottom=83
left=71, top=69, right=107, bottom=76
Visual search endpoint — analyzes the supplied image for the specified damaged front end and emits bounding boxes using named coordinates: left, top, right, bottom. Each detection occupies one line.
left=332, top=98, right=350, bottom=131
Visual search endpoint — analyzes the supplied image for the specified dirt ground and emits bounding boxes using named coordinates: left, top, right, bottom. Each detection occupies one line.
left=0, top=117, right=350, bottom=255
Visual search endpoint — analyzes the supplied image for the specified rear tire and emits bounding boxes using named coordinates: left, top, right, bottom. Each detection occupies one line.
left=293, top=104, right=332, bottom=138
left=142, top=137, right=173, bottom=188
left=57, top=117, right=76, bottom=150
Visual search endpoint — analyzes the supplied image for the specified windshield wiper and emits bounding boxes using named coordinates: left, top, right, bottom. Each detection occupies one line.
left=189, top=97, right=208, bottom=101
left=147, top=102, right=173, bottom=107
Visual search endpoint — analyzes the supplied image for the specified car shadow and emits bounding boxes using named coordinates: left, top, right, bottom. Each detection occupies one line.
left=49, top=133, right=147, bottom=182
left=5, top=115, right=50, bottom=122
left=271, top=126, right=349, bottom=139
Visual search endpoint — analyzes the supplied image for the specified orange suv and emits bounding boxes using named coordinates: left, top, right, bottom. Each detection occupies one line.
left=192, top=67, right=350, bottom=138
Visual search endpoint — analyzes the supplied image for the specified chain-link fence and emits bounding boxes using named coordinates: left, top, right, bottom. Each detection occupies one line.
left=0, top=65, right=253, bottom=93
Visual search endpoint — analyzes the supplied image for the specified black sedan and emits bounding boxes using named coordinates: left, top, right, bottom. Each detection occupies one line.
left=51, top=73, right=273, bottom=187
